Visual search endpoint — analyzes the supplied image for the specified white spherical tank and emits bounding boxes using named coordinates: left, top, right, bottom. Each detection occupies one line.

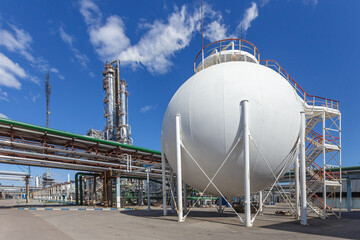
left=162, top=59, right=303, bottom=198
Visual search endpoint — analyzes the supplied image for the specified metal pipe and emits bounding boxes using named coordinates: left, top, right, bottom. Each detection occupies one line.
left=0, top=170, right=30, bottom=177
left=161, top=150, right=167, bottom=215
left=300, top=111, right=307, bottom=225
left=241, top=100, right=252, bottom=227
left=175, top=114, right=184, bottom=222
left=0, top=140, right=165, bottom=173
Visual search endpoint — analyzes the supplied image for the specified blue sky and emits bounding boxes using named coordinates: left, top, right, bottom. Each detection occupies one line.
left=0, top=0, right=359, bottom=185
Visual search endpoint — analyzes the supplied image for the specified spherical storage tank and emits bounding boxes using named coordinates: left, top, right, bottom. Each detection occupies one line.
left=162, top=40, right=304, bottom=198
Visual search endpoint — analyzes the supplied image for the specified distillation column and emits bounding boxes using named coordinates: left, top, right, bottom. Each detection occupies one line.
left=103, top=60, right=132, bottom=144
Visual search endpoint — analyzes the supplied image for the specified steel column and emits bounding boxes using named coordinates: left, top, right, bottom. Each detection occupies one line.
left=241, top=100, right=252, bottom=227
left=175, top=114, right=184, bottom=222
left=116, top=176, right=121, bottom=208
left=300, top=111, right=307, bottom=225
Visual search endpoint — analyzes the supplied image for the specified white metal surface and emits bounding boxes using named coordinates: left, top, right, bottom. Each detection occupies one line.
left=162, top=61, right=303, bottom=197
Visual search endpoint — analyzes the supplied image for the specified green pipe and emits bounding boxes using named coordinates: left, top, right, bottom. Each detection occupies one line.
left=0, top=118, right=161, bottom=155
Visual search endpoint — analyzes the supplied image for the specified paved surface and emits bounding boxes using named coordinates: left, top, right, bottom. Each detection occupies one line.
left=1, top=199, right=359, bottom=240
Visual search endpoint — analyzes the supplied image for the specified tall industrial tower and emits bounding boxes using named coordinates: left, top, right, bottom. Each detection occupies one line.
left=103, top=60, right=132, bottom=144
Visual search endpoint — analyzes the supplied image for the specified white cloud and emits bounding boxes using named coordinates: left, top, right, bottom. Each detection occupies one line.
left=204, top=21, right=232, bottom=42
left=0, top=113, right=8, bottom=119
left=260, top=0, right=270, bottom=7
left=31, top=94, right=40, bottom=102
left=0, top=24, right=34, bottom=62
left=79, top=0, right=102, bottom=26
left=303, top=0, right=318, bottom=5
left=0, top=88, right=9, bottom=101
left=79, top=1, right=240, bottom=74
left=118, top=6, right=200, bottom=74
left=0, top=52, right=27, bottom=89
left=59, top=26, right=89, bottom=68
left=89, top=72, right=95, bottom=78
left=89, top=15, right=130, bottom=61
left=237, top=2, right=259, bottom=33
left=59, top=26, right=74, bottom=46
left=140, top=105, right=156, bottom=113
left=0, top=24, right=63, bottom=85
left=50, top=67, right=59, bottom=74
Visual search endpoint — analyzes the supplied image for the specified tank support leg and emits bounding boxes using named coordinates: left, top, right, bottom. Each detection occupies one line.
left=175, top=114, right=184, bottom=222
left=241, top=100, right=252, bottom=227
left=161, top=151, right=168, bottom=216
left=300, top=111, right=307, bottom=225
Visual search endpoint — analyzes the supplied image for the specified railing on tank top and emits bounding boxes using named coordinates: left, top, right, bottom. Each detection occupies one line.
left=260, top=60, right=339, bottom=110
left=194, top=39, right=260, bottom=73
left=193, top=39, right=339, bottom=110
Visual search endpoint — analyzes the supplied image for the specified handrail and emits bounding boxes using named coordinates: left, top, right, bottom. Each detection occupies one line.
left=308, top=130, right=340, bottom=145
left=194, top=39, right=260, bottom=73
left=260, top=60, right=339, bottom=110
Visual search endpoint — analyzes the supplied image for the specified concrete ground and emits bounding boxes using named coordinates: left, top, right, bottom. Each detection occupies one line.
left=1, top=199, right=359, bottom=240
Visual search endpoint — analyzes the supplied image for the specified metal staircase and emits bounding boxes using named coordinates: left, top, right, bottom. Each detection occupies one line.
left=261, top=59, right=342, bottom=219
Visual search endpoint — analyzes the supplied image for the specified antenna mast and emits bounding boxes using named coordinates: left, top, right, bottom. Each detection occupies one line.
left=45, top=73, right=51, bottom=128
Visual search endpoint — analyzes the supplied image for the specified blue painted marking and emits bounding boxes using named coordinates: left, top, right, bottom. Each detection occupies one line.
left=44, top=208, right=53, bottom=210
left=61, top=208, right=70, bottom=210
left=17, top=207, right=25, bottom=210
left=94, top=208, right=103, bottom=210
left=28, top=208, right=37, bottom=210
left=110, top=208, right=118, bottom=210
left=78, top=208, right=87, bottom=210
left=124, top=208, right=132, bottom=210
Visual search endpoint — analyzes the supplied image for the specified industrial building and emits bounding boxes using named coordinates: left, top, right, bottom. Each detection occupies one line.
left=0, top=38, right=358, bottom=239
